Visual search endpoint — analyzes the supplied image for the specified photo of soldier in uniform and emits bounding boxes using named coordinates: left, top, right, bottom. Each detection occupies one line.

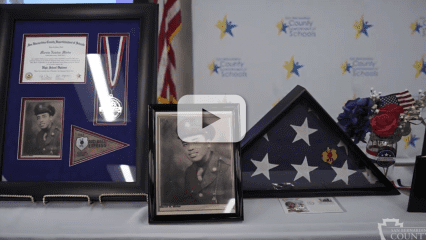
left=18, top=98, right=64, bottom=159
left=155, top=113, right=235, bottom=215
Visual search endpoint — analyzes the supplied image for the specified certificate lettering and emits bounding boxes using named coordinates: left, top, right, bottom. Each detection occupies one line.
left=20, top=34, right=88, bottom=84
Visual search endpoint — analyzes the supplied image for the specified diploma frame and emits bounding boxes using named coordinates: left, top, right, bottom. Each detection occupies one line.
left=240, top=85, right=400, bottom=198
left=0, top=4, right=158, bottom=202
left=148, top=105, right=243, bottom=223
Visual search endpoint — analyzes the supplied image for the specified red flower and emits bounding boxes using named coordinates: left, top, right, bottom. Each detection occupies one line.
left=370, top=104, right=404, bottom=137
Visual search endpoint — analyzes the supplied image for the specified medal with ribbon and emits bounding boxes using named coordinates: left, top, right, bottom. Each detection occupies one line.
left=98, top=35, right=127, bottom=122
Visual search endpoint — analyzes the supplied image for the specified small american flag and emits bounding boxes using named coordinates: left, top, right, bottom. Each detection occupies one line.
left=378, top=90, right=415, bottom=111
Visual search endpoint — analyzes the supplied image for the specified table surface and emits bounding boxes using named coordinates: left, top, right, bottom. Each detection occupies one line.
left=1, top=192, right=425, bottom=240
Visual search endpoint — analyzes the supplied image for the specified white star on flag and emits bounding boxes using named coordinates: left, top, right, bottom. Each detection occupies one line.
left=337, top=140, right=348, bottom=155
left=1, top=175, right=6, bottom=182
left=331, top=160, right=357, bottom=185
left=291, top=156, right=318, bottom=182
left=264, top=134, right=269, bottom=141
left=251, top=153, right=279, bottom=180
left=290, top=118, right=317, bottom=146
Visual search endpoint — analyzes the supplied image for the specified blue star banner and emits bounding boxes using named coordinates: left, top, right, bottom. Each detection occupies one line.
left=241, top=85, right=399, bottom=198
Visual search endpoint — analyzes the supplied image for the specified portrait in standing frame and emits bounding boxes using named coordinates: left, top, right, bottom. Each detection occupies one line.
left=155, top=112, right=236, bottom=215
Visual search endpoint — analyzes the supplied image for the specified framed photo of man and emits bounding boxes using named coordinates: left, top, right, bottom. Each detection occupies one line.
left=148, top=104, right=243, bottom=223
left=18, top=97, right=64, bottom=160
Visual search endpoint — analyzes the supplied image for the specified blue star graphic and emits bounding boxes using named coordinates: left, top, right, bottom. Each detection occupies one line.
left=409, top=135, right=420, bottom=147
left=421, top=62, right=426, bottom=75
left=415, top=23, right=422, bottom=33
left=213, top=64, right=220, bottom=74
left=361, top=20, right=373, bottom=37
left=291, top=61, right=303, bottom=76
left=281, top=23, right=288, bottom=33
left=225, top=20, right=237, bottom=37
left=346, top=63, right=352, bottom=73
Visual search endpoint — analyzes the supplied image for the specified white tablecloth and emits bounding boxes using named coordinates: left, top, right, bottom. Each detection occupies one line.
left=0, top=193, right=425, bottom=239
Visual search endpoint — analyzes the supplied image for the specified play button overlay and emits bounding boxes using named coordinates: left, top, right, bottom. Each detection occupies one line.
left=178, top=95, right=246, bottom=143
left=202, top=109, right=220, bottom=128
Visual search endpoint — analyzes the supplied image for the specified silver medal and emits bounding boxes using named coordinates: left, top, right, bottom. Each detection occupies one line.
left=99, top=94, right=123, bottom=120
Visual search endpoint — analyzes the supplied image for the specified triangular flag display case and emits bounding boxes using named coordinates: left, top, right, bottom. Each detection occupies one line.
left=241, top=85, right=400, bottom=198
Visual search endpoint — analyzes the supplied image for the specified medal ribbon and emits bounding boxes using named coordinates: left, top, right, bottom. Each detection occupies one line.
left=103, top=36, right=126, bottom=89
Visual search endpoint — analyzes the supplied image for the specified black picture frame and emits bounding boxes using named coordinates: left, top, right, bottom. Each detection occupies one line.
left=148, top=104, right=243, bottom=223
left=241, top=85, right=400, bottom=198
left=0, top=4, right=158, bottom=202
left=407, top=155, right=426, bottom=212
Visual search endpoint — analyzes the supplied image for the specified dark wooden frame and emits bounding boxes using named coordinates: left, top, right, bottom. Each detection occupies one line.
left=148, top=104, right=244, bottom=223
left=241, top=85, right=400, bottom=198
left=0, top=4, right=158, bottom=202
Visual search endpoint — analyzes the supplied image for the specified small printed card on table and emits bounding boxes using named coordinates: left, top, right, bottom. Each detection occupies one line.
left=279, top=197, right=344, bottom=214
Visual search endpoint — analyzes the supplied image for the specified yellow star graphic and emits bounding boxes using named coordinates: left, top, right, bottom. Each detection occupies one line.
left=404, top=134, right=412, bottom=149
left=283, top=55, right=295, bottom=80
left=340, top=60, right=348, bottom=75
left=410, top=20, right=418, bottom=35
left=216, top=15, right=227, bottom=39
left=413, top=55, right=424, bottom=78
left=208, top=60, right=216, bottom=76
left=353, top=15, right=364, bottom=39
left=276, top=19, right=284, bottom=35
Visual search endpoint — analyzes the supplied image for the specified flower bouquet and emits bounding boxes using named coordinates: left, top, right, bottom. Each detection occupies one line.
left=337, top=88, right=426, bottom=176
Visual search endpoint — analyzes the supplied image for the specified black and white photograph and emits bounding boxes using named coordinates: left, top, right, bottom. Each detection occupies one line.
left=18, top=97, right=64, bottom=159
left=155, top=113, right=235, bottom=215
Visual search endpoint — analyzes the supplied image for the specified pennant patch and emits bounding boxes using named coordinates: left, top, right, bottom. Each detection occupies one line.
left=70, top=125, right=129, bottom=166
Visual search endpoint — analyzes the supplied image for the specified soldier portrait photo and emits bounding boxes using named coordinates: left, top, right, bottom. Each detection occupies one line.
left=18, top=98, right=64, bottom=159
left=155, top=114, right=235, bottom=215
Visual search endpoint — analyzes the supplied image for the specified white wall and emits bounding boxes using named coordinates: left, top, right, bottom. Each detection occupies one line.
left=192, top=0, right=426, bottom=184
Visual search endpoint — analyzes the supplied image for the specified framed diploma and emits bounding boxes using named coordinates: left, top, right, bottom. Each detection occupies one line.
left=20, top=34, right=88, bottom=84
left=0, top=4, right=158, bottom=202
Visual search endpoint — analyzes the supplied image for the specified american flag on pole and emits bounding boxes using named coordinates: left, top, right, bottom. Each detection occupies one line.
left=378, top=90, right=415, bottom=111
left=155, top=0, right=182, bottom=104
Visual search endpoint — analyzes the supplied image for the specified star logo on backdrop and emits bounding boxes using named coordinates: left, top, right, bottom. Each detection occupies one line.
left=404, top=134, right=412, bottom=149
left=413, top=55, right=426, bottom=78
left=216, top=15, right=237, bottom=39
left=409, top=135, right=420, bottom=148
left=251, top=153, right=279, bottom=180
left=410, top=20, right=422, bottom=35
left=291, top=156, right=318, bottom=182
left=331, top=160, right=357, bottom=185
left=353, top=15, right=373, bottom=39
left=290, top=117, right=317, bottom=146
left=283, top=55, right=303, bottom=80
left=208, top=60, right=220, bottom=75
left=340, top=60, right=352, bottom=75
left=276, top=19, right=289, bottom=35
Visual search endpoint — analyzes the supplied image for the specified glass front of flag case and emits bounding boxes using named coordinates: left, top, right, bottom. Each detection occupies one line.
left=241, top=86, right=400, bottom=198
left=0, top=4, right=158, bottom=202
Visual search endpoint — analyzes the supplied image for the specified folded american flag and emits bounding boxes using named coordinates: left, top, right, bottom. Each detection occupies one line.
left=378, top=90, right=415, bottom=111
